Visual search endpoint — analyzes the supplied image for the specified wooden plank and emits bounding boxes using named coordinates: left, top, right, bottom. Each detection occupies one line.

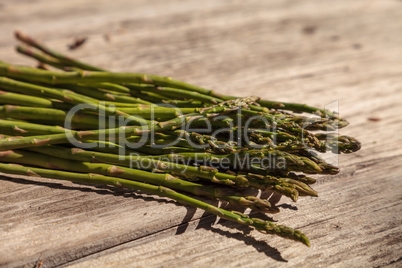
left=0, top=0, right=401, bottom=267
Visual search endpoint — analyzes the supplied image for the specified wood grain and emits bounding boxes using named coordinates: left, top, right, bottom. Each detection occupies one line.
left=0, top=0, right=401, bottom=267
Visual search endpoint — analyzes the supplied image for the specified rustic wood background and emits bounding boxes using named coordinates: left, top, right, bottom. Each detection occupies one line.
left=0, top=0, right=401, bottom=267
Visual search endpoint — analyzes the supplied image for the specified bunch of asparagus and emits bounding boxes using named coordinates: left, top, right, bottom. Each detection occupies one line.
left=0, top=32, right=361, bottom=247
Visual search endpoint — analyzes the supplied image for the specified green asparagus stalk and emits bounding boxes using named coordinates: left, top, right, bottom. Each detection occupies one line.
left=0, top=76, right=153, bottom=127
left=0, top=161, right=309, bottom=245
left=77, top=82, right=134, bottom=94
left=143, top=149, right=325, bottom=175
left=26, top=145, right=317, bottom=200
left=0, top=105, right=107, bottom=129
left=0, top=61, right=220, bottom=97
left=218, top=95, right=343, bottom=120
left=127, top=84, right=223, bottom=104
left=240, top=108, right=348, bottom=132
left=129, top=130, right=238, bottom=154
left=0, top=107, right=343, bottom=174
left=0, top=108, right=207, bottom=150
left=0, top=117, right=329, bottom=185
left=174, top=112, right=348, bottom=154
left=0, top=149, right=277, bottom=213
left=0, top=90, right=54, bottom=107
left=12, top=32, right=226, bottom=101
left=16, top=45, right=80, bottom=71
left=130, top=90, right=169, bottom=104
left=257, top=99, right=341, bottom=120
left=17, top=44, right=158, bottom=99
left=120, top=107, right=195, bottom=118
left=14, top=42, right=346, bottom=132
left=0, top=119, right=66, bottom=135
left=14, top=31, right=345, bottom=121
left=315, top=133, right=361, bottom=154
left=0, top=90, right=82, bottom=110
left=15, top=31, right=105, bottom=71
left=0, top=31, right=364, bottom=250
left=58, top=83, right=152, bottom=105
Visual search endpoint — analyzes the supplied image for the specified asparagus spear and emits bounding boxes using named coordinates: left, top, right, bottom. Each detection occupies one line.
left=17, top=44, right=155, bottom=98
left=257, top=99, right=341, bottom=120
left=0, top=161, right=309, bottom=245
left=14, top=31, right=345, bottom=120
left=15, top=31, right=105, bottom=71
left=0, top=76, right=153, bottom=127
left=0, top=90, right=54, bottom=107
left=0, top=105, right=107, bottom=129
left=0, top=149, right=278, bottom=213
left=0, top=31, right=364, bottom=249
left=57, top=83, right=152, bottom=104
left=14, top=30, right=348, bottom=124
left=162, top=99, right=205, bottom=108
left=0, top=112, right=200, bottom=150
left=0, top=61, right=220, bottom=97
left=127, top=84, right=223, bottom=104
left=2, top=133, right=314, bottom=189
left=240, top=108, right=348, bottom=135
left=130, top=90, right=169, bottom=104
left=0, top=115, right=333, bottom=178
left=26, top=145, right=318, bottom=200
left=14, top=43, right=346, bottom=132
left=0, top=103, right=346, bottom=175
left=16, top=45, right=81, bottom=71
left=78, top=82, right=134, bottom=94
left=0, top=119, right=66, bottom=135
left=0, top=95, right=270, bottom=151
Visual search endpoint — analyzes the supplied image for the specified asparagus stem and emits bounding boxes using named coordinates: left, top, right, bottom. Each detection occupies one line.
left=0, top=109, right=208, bottom=150
left=0, top=90, right=54, bottom=108
left=77, top=82, right=134, bottom=94
left=162, top=99, right=205, bottom=108
left=0, top=61, right=216, bottom=95
left=0, top=31, right=362, bottom=249
left=15, top=31, right=105, bottom=71
left=127, top=84, right=223, bottom=104
left=25, top=145, right=245, bottom=186
left=27, top=145, right=317, bottom=200
left=152, top=149, right=324, bottom=174
left=130, top=90, right=168, bottom=103
left=16, top=39, right=173, bottom=103
left=0, top=105, right=107, bottom=129
left=257, top=99, right=340, bottom=120
left=14, top=39, right=346, bottom=132
left=59, top=83, right=151, bottom=105
left=0, top=149, right=276, bottom=213
left=15, top=32, right=228, bottom=99
left=0, top=161, right=309, bottom=245
left=16, top=45, right=80, bottom=71
left=0, top=119, right=66, bottom=135
left=14, top=31, right=344, bottom=120
left=0, top=76, right=152, bottom=127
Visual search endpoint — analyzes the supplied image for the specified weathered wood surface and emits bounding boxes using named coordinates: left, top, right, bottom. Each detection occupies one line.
left=0, top=0, right=401, bottom=267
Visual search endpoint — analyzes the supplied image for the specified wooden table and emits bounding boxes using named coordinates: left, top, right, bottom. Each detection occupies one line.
left=0, top=0, right=401, bottom=267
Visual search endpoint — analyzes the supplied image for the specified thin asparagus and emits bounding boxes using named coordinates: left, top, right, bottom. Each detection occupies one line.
left=58, top=83, right=151, bottom=104
left=27, top=145, right=318, bottom=200
left=0, top=119, right=66, bottom=135
left=0, top=90, right=54, bottom=107
left=0, top=161, right=309, bottom=246
left=15, top=31, right=105, bottom=71
left=15, top=30, right=346, bottom=121
left=0, top=31, right=363, bottom=249
left=0, top=149, right=276, bottom=213
left=0, top=105, right=107, bottom=129
left=0, top=76, right=152, bottom=127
